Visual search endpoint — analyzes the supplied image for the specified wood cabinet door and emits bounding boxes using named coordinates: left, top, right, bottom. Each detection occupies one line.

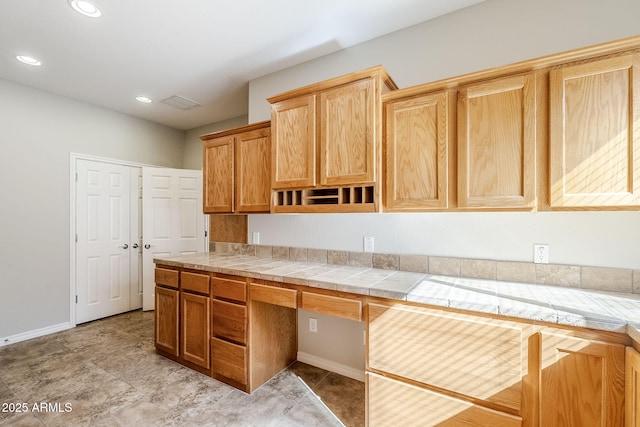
left=203, top=136, right=234, bottom=213
left=319, top=78, right=376, bottom=186
left=626, top=346, right=640, bottom=427
left=540, top=330, right=626, bottom=427
left=458, top=73, right=537, bottom=209
left=368, top=303, right=533, bottom=414
left=384, top=90, right=454, bottom=211
left=367, top=372, right=522, bottom=427
left=550, top=53, right=640, bottom=208
left=235, top=127, right=271, bottom=212
left=155, top=286, right=179, bottom=357
left=181, top=292, right=211, bottom=369
left=271, top=95, right=316, bottom=189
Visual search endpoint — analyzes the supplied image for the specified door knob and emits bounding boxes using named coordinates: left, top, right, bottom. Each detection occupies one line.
left=132, top=243, right=139, bottom=249
left=144, top=244, right=151, bottom=249
left=121, top=244, right=129, bottom=249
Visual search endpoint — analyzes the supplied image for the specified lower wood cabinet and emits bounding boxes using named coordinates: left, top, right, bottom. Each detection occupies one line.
left=211, top=337, right=247, bottom=385
left=181, top=291, right=210, bottom=370
left=628, top=346, right=640, bottom=426
left=367, top=302, right=629, bottom=427
left=367, top=372, right=521, bottom=427
left=155, top=285, right=179, bottom=357
left=540, top=329, right=626, bottom=427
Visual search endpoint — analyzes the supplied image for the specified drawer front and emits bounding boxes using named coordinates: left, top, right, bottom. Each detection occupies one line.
left=155, top=267, right=179, bottom=289
left=301, top=292, right=361, bottom=321
left=367, top=372, right=522, bottom=427
left=211, top=337, right=247, bottom=385
left=212, top=300, right=247, bottom=345
left=181, top=271, right=210, bottom=295
left=368, top=303, right=530, bottom=412
left=250, top=283, right=297, bottom=308
left=212, top=275, right=247, bottom=302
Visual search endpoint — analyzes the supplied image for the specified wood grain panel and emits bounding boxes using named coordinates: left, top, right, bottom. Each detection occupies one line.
left=384, top=90, right=454, bottom=210
left=212, top=299, right=246, bottom=345
left=203, top=137, right=234, bottom=213
left=211, top=337, right=247, bottom=385
left=235, top=127, right=271, bottom=212
left=249, top=283, right=297, bottom=308
left=180, top=271, right=210, bottom=295
left=458, top=73, right=536, bottom=209
left=319, top=78, right=375, bottom=185
left=301, top=292, right=362, bottom=321
left=212, top=275, right=247, bottom=303
left=271, top=95, right=316, bottom=188
left=627, top=346, right=640, bottom=427
left=249, top=300, right=297, bottom=392
left=154, top=286, right=179, bottom=356
left=209, top=215, right=247, bottom=244
left=367, top=372, right=522, bottom=427
left=540, top=330, right=626, bottom=427
left=550, top=53, right=640, bottom=208
left=154, top=267, right=179, bottom=289
left=181, top=292, right=210, bottom=369
left=368, top=303, right=530, bottom=412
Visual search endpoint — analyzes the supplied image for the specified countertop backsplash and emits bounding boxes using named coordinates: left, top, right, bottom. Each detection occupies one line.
left=210, top=241, right=640, bottom=295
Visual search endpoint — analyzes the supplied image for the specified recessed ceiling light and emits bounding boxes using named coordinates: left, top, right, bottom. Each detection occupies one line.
left=68, top=0, right=102, bottom=18
left=15, top=55, right=42, bottom=66
left=136, top=96, right=153, bottom=104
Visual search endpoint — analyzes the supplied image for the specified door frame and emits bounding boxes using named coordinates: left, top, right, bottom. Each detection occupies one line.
left=69, top=153, right=208, bottom=327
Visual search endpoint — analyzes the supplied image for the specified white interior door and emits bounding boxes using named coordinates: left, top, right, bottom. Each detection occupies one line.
left=130, top=169, right=143, bottom=309
left=142, top=167, right=206, bottom=310
left=76, top=159, right=139, bottom=323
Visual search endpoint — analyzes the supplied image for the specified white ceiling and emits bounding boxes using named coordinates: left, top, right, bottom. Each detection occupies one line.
left=0, top=0, right=482, bottom=130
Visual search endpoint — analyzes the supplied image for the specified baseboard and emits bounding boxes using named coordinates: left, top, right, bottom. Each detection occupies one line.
left=297, top=351, right=365, bottom=382
left=0, top=322, right=73, bottom=347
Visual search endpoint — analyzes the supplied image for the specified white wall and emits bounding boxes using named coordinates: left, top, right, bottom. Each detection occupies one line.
left=246, top=0, right=640, bottom=373
left=247, top=0, right=640, bottom=270
left=0, top=79, right=184, bottom=339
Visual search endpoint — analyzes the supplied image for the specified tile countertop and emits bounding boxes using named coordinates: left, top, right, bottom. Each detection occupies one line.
left=155, top=253, right=640, bottom=342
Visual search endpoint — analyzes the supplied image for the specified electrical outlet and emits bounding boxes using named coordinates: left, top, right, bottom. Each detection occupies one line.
left=363, top=236, right=374, bottom=253
left=534, top=244, right=549, bottom=264
left=252, top=232, right=260, bottom=245
left=309, top=318, right=318, bottom=333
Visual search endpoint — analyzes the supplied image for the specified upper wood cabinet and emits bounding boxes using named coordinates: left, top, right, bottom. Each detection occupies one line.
left=458, top=72, right=540, bottom=209
left=268, top=66, right=397, bottom=212
left=549, top=52, right=640, bottom=209
left=201, top=121, right=271, bottom=214
left=270, top=95, right=316, bottom=188
left=383, top=90, right=456, bottom=211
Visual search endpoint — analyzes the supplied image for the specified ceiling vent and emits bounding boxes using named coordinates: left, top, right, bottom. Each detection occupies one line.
left=160, top=95, right=201, bottom=110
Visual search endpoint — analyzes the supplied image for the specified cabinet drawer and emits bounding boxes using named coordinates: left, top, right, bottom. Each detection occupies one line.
left=155, top=267, right=179, bottom=289
left=301, top=292, right=361, bottom=321
left=181, top=271, right=210, bottom=295
left=211, top=337, right=247, bottom=385
left=367, top=372, right=521, bottom=427
left=368, top=303, right=531, bottom=412
left=212, top=300, right=246, bottom=345
left=212, top=275, right=247, bottom=302
left=250, top=283, right=297, bottom=308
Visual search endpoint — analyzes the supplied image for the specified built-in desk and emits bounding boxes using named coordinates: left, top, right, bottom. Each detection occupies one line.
left=155, top=253, right=640, bottom=426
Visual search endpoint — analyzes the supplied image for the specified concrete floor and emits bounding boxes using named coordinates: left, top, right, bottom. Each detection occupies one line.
left=0, top=310, right=364, bottom=426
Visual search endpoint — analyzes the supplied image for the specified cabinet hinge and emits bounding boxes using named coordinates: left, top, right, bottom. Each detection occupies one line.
left=75, top=295, right=78, bottom=304
left=75, top=172, right=78, bottom=182
left=75, top=234, right=78, bottom=243
left=204, top=230, right=208, bottom=237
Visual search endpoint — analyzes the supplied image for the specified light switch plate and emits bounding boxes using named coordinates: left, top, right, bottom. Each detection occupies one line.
left=252, top=232, right=260, bottom=245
